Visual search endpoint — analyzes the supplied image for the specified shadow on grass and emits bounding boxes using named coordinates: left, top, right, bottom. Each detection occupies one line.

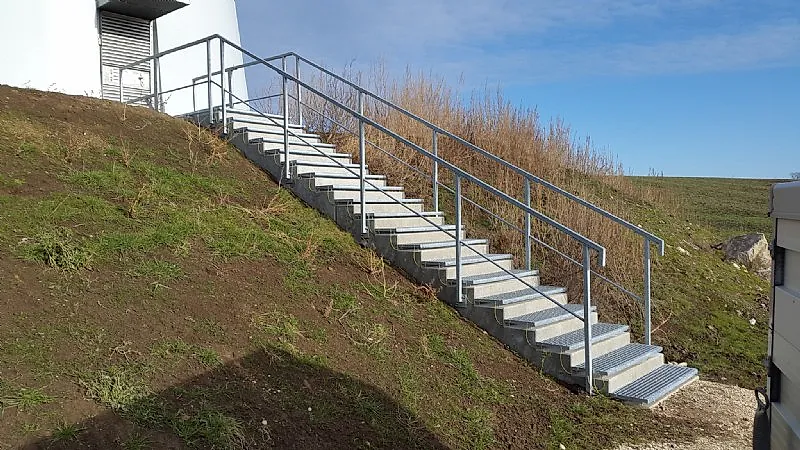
left=25, top=346, right=447, bottom=449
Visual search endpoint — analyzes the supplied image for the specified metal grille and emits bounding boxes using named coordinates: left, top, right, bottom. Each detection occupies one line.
left=99, top=12, right=152, bottom=103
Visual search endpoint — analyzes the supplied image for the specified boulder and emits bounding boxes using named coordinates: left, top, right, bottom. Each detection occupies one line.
left=720, top=233, right=771, bottom=279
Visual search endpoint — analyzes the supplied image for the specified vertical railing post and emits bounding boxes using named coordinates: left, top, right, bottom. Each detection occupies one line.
left=227, top=68, right=234, bottom=108
left=296, top=56, right=303, bottom=128
left=583, top=244, right=594, bottom=395
left=206, top=39, right=213, bottom=125
left=524, top=179, right=532, bottom=271
left=643, top=238, right=652, bottom=345
left=152, top=56, right=159, bottom=111
left=219, top=39, right=226, bottom=134
left=455, top=174, right=463, bottom=304
left=282, top=56, right=288, bottom=119
left=358, top=91, right=367, bottom=236
left=432, top=129, right=439, bottom=212
left=282, top=61, right=290, bottom=181
left=118, top=68, right=123, bottom=103
left=192, top=79, right=197, bottom=113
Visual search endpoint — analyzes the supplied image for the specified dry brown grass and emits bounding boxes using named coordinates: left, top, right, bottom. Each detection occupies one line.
left=301, top=65, right=674, bottom=335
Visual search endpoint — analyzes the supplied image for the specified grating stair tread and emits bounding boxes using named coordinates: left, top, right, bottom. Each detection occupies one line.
left=573, top=343, right=662, bottom=377
left=422, top=253, right=511, bottom=267
left=477, top=286, right=563, bottom=306
left=290, top=160, right=362, bottom=169
left=377, top=224, right=460, bottom=234
left=539, top=323, right=628, bottom=352
left=262, top=147, right=343, bottom=156
left=461, top=269, right=539, bottom=285
left=505, top=302, right=589, bottom=327
left=299, top=172, right=385, bottom=180
left=611, top=365, right=698, bottom=406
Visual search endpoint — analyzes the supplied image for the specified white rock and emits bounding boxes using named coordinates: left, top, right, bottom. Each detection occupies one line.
left=560, top=444, right=566, bottom=450
left=749, top=318, right=757, bottom=326
left=721, top=233, right=771, bottom=279
left=676, top=246, right=690, bottom=256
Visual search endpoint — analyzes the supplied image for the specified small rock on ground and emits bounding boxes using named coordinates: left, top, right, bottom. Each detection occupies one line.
left=614, top=380, right=755, bottom=450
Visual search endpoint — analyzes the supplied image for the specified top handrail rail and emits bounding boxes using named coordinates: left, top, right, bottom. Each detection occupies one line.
left=236, top=51, right=665, bottom=255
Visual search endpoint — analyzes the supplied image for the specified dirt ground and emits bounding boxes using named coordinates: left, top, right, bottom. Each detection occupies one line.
left=615, top=380, right=756, bottom=450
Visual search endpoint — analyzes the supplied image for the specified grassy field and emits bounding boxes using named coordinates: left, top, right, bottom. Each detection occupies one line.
left=628, top=176, right=784, bottom=388
left=0, top=87, right=719, bottom=449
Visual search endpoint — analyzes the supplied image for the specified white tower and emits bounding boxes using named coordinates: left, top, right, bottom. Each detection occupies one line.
left=0, top=0, right=248, bottom=115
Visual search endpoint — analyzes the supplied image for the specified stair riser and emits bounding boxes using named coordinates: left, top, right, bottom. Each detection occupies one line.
left=326, top=189, right=405, bottom=203
left=292, top=165, right=365, bottom=178
left=371, top=216, right=445, bottom=229
left=272, top=152, right=352, bottom=166
left=600, top=353, right=664, bottom=394
left=392, top=229, right=466, bottom=246
left=261, top=143, right=338, bottom=154
left=346, top=202, right=424, bottom=215
left=311, top=177, right=387, bottom=188
left=412, top=243, right=488, bottom=261
left=560, top=332, right=632, bottom=367
left=466, top=275, right=541, bottom=300
left=439, top=258, right=513, bottom=280
left=487, top=292, right=568, bottom=322
left=224, top=112, right=304, bottom=130
left=234, top=127, right=321, bottom=144
left=520, top=312, right=599, bottom=342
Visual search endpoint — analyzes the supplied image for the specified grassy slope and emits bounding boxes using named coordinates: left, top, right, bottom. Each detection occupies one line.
left=630, top=176, right=783, bottom=388
left=0, top=87, right=710, bottom=449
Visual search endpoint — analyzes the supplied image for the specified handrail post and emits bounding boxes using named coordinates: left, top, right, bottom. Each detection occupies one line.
left=282, top=62, right=290, bottom=181
left=227, top=68, right=234, bottom=108
left=455, top=174, right=463, bottom=304
left=643, top=238, right=652, bottom=345
left=219, top=38, right=226, bottom=134
left=206, top=39, right=213, bottom=125
left=282, top=56, right=288, bottom=119
left=358, top=91, right=367, bottom=236
left=432, top=130, right=439, bottom=212
left=524, top=179, right=532, bottom=271
left=118, top=68, right=124, bottom=103
left=583, top=244, right=594, bottom=395
left=296, top=56, right=303, bottom=127
left=152, top=56, right=159, bottom=110
left=192, top=78, right=197, bottom=113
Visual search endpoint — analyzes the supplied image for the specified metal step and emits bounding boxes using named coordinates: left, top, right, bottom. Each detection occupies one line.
left=611, top=364, right=698, bottom=406
left=573, top=343, right=662, bottom=377
left=219, top=108, right=304, bottom=129
left=256, top=137, right=337, bottom=150
left=462, top=269, right=539, bottom=286
left=422, top=253, right=511, bottom=268
left=477, top=286, right=566, bottom=306
left=504, top=302, right=589, bottom=326
left=366, top=212, right=445, bottom=229
left=346, top=199, right=424, bottom=214
left=539, top=323, right=629, bottom=352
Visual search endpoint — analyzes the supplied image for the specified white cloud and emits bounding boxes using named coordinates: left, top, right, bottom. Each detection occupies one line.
left=237, top=0, right=800, bottom=84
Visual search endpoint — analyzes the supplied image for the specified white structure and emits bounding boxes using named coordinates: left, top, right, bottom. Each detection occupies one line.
left=768, top=181, right=800, bottom=449
left=0, top=0, right=248, bottom=114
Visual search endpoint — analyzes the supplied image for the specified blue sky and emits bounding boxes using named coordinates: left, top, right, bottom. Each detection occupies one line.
left=235, top=0, right=799, bottom=178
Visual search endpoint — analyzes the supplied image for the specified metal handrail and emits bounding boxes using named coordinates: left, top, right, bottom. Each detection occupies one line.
left=114, top=34, right=686, bottom=394
left=293, top=94, right=646, bottom=304
left=218, top=82, right=587, bottom=324
left=254, top=52, right=665, bottom=255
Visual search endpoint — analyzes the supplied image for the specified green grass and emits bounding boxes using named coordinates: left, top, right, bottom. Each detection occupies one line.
left=630, top=176, right=780, bottom=241
left=80, top=366, right=151, bottom=412
left=50, top=423, right=84, bottom=444
left=0, top=387, right=53, bottom=411
left=629, top=176, right=776, bottom=387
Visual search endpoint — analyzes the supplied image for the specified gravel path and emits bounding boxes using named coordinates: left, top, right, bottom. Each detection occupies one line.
left=615, top=380, right=756, bottom=450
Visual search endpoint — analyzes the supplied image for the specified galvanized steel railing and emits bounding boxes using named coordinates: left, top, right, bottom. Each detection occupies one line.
left=118, top=34, right=665, bottom=394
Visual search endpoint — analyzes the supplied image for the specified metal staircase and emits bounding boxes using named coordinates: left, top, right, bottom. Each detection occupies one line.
left=119, top=35, right=698, bottom=407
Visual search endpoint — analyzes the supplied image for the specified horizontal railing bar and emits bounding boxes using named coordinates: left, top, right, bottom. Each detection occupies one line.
left=121, top=34, right=222, bottom=71
left=124, top=81, right=199, bottom=105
